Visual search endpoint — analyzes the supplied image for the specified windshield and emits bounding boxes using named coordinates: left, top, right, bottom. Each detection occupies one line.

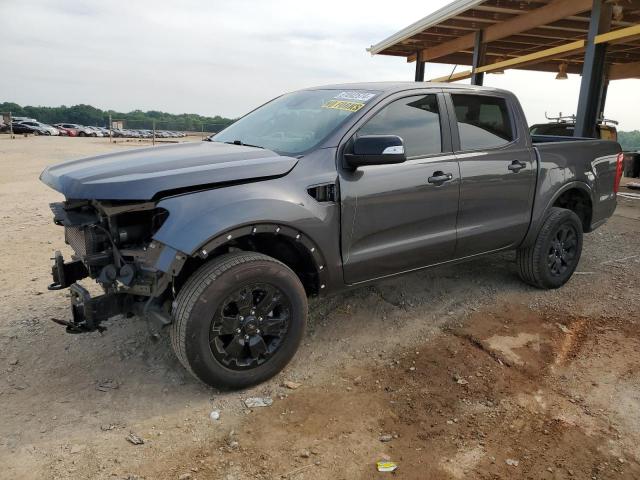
left=212, top=89, right=380, bottom=155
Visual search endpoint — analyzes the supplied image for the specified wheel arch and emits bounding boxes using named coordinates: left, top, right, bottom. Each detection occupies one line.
left=176, top=223, right=328, bottom=297
left=520, top=180, right=594, bottom=249
left=547, top=181, right=594, bottom=232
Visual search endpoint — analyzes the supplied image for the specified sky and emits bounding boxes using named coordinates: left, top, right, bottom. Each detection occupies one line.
left=0, top=0, right=638, bottom=130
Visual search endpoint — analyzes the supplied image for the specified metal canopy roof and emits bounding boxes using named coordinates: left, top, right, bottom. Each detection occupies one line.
left=368, top=0, right=640, bottom=80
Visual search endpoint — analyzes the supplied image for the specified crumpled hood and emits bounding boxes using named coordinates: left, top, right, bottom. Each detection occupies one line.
left=40, top=141, right=298, bottom=200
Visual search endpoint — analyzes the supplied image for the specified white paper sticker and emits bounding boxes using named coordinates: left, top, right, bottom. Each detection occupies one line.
left=334, top=91, right=377, bottom=102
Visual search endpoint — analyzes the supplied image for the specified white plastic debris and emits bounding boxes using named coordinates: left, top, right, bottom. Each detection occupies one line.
left=125, top=433, right=144, bottom=445
left=244, top=397, right=273, bottom=408
left=376, top=461, right=398, bottom=472
left=209, top=410, right=221, bottom=421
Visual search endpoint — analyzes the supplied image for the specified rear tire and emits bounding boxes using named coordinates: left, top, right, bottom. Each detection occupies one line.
left=516, top=207, right=583, bottom=289
left=171, top=252, right=307, bottom=390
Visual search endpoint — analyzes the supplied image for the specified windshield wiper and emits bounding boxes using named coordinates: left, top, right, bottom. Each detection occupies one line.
left=224, top=140, right=264, bottom=149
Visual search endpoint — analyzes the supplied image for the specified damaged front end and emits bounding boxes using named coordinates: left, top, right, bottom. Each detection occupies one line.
left=48, top=200, right=185, bottom=333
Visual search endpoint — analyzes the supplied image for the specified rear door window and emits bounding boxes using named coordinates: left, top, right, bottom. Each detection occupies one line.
left=357, top=94, right=442, bottom=158
left=451, top=94, right=514, bottom=150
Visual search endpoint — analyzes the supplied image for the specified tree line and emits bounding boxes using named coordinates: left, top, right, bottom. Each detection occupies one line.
left=2, top=100, right=640, bottom=148
left=0, top=102, right=236, bottom=131
left=618, top=130, right=640, bottom=152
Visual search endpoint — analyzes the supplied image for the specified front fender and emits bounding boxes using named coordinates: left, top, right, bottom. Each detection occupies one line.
left=152, top=176, right=343, bottom=291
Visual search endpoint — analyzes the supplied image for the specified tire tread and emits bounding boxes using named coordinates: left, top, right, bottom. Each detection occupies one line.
left=516, top=207, right=582, bottom=289
left=170, top=252, right=294, bottom=383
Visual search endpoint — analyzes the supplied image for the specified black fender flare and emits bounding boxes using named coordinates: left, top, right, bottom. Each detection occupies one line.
left=196, top=223, right=329, bottom=293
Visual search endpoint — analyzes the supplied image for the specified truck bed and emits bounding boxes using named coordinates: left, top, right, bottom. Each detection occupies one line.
left=532, top=136, right=621, bottom=232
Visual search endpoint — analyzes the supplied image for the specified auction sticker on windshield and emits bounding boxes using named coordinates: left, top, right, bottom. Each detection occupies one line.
left=322, top=99, right=365, bottom=112
left=333, top=91, right=377, bottom=102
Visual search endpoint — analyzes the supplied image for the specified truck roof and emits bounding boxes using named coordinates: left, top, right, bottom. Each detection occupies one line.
left=303, top=81, right=509, bottom=95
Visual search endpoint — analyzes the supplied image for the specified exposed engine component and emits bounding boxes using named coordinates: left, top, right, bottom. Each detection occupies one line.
left=48, top=200, right=169, bottom=290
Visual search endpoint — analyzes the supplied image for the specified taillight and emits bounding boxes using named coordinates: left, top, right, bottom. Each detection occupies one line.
left=614, top=152, right=624, bottom=194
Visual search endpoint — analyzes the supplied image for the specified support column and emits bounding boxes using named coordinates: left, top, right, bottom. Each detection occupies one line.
left=597, top=74, right=609, bottom=120
left=471, top=30, right=486, bottom=86
left=574, top=0, right=611, bottom=137
left=414, top=50, right=425, bottom=82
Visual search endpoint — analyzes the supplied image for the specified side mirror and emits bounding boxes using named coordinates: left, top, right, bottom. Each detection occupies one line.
left=344, top=135, right=407, bottom=168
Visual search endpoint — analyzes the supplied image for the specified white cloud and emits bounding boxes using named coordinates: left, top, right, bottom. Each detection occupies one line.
left=0, top=0, right=638, bottom=129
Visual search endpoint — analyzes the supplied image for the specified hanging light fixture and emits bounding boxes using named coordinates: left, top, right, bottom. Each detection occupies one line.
left=556, top=62, right=569, bottom=80
left=492, top=57, right=506, bottom=74
left=612, top=4, right=624, bottom=21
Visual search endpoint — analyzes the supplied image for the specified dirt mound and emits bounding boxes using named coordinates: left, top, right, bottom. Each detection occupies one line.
left=137, top=306, right=640, bottom=479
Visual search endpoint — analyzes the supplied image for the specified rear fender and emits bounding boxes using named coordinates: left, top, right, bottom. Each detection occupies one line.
left=520, top=180, right=594, bottom=247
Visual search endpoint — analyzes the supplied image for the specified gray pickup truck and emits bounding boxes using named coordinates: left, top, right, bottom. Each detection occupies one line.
left=41, top=83, right=624, bottom=389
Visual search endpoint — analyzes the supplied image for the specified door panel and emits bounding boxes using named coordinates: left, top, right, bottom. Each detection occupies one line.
left=339, top=92, right=460, bottom=284
left=448, top=93, right=536, bottom=258
left=455, top=148, right=535, bottom=257
left=341, top=156, right=460, bottom=284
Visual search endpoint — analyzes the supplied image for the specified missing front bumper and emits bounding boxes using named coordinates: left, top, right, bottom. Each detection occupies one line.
left=47, top=251, right=89, bottom=291
left=50, top=282, right=173, bottom=334
left=52, top=283, right=134, bottom=333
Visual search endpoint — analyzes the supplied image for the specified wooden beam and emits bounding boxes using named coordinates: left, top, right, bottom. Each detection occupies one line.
left=594, top=24, right=640, bottom=45
left=430, top=70, right=474, bottom=82
left=406, top=26, right=585, bottom=62
left=474, top=3, right=549, bottom=16
left=420, top=0, right=593, bottom=61
left=475, top=40, right=586, bottom=72
left=609, top=61, right=640, bottom=79
left=429, top=39, right=586, bottom=82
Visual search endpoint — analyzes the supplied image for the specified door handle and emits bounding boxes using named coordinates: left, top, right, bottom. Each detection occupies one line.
left=427, top=171, right=453, bottom=185
left=508, top=160, right=526, bottom=173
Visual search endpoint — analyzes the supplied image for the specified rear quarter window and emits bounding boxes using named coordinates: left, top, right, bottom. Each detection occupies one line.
left=452, top=94, right=514, bottom=150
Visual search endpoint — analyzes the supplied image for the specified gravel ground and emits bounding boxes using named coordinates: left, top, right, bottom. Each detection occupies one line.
left=0, top=135, right=639, bottom=479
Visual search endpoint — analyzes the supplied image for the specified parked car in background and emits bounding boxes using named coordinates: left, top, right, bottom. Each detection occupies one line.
left=109, top=128, right=124, bottom=138
left=84, top=126, right=104, bottom=137
left=55, top=125, right=78, bottom=136
left=10, top=121, right=50, bottom=135
left=18, top=121, right=60, bottom=136
left=12, top=116, right=38, bottom=123
left=55, top=123, right=95, bottom=137
left=41, top=82, right=623, bottom=389
left=54, top=124, right=79, bottom=136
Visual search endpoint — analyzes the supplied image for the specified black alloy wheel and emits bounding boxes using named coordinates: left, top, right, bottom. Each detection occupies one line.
left=171, top=252, right=307, bottom=389
left=516, top=207, right=583, bottom=289
left=210, top=283, right=291, bottom=370
left=547, top=224, right=578, bottom=277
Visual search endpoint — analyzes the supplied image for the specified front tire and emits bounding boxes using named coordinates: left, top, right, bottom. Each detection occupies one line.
left=516, top=207, right=583, bottom=289
left=171, top=252, right=307, bottom=389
